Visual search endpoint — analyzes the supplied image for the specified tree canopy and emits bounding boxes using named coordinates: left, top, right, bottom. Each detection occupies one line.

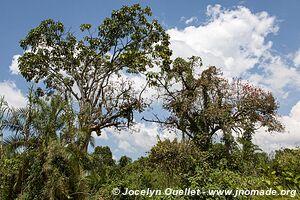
left=146, top=56, right=283, bottom=153
left=18, top=4, right=172, bottom=151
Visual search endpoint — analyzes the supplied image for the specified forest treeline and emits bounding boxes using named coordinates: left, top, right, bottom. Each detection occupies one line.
left=0, top=4, right=299, bottom=199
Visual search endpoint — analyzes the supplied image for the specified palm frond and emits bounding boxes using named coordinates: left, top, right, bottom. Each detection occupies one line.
left=3, top=134, right=27, bottom=153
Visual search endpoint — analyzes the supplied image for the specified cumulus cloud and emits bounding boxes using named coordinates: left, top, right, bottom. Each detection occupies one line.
left=167, top=4, right=300, bottom=97
left=112, top=123, right=158, bottom=153
left=98, top=123, right=177, bottom=154
left=0, top=81, right=26, bottom=108
left=254, top=101, right=300, bottom=152
left=185, top=16, right=198, bottom=25
left=9, top=55, right=21, bottom=75
left=121, top=73, right=159, bottom=102
left=293, top=49, right=300, bottom=66
left=168, top=5, right=278, bottom=74
left=118, top=140, right=137, bottom=153
left=91, top=131, right=108, bottom=140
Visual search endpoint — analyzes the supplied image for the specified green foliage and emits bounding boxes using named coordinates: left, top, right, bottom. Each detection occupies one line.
left=18, top=4, right=172, bottom=152
left=148, top=139, right=206, bottom=187
left=0, top=156, right=21, bottom=199
left=266, top=148, right=300, bottom=191
left=189, top=167, right=268, bottom=200
left=92, top=141, right=300, bottom=200
left=0, top=3, right=296, bottom=200
left=119, top=155, right=132, bottom=168
left=147, top=56, right=283, bottom=154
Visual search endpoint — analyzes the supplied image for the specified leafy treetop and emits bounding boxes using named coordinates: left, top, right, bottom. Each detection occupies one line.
left=18, top=4, right=172, bottom=151
left=147, top=56, right=284, bottom=152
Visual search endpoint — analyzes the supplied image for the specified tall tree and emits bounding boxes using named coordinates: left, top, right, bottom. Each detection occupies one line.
left=147, top=56, right=283, bottom=152
left=18, top=4, right=172, bottom=151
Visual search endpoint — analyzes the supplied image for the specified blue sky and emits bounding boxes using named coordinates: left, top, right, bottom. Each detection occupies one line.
left=1, top=0, right=300, bottom=160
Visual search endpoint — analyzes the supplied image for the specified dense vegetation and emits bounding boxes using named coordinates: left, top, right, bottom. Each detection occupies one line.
left=0, top=4, right=299, bottom=200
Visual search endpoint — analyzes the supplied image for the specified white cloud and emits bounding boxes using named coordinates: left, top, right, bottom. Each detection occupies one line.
left=99, top=122, right=177, bottom=154
left=91, top=130, right=108, bottom=140
left=113, top=123, right=158, bottom=153
left=9, top=55, right=21, bottom=75
left=0, top=81, right=26, bottom=108
left=167, top=4, right=300, bottom=97
left=254, top=101, right=300, bottom=152
left=185, top=16, right=198, bottom=25
left=293, top=49, right=300, bottom=66
left=118, top=140, right=136, bottom=153
left=180, top=16, right=186, bottom=22
left=256, top=55, right=300, bottom=95
left=168, top=5, right=278, bottom=74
